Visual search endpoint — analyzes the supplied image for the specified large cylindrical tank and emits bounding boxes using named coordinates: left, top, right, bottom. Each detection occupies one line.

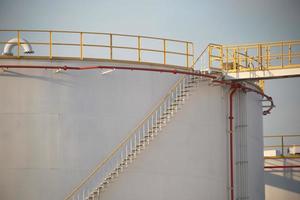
left=0, top=59, right=264, bottom=200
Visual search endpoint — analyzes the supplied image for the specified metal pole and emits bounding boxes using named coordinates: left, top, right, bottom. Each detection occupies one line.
left=17, top=30, right=20, bottom=58
left=110, top=34, right=113, bottom=60
left=186, top=42, right=189, bottom=68
left=49, top=31, right=53, bottom=59
left=138, top=36, right=141, bottom=62
left=163, top=39, right=166, bottom=65
left=281, top=136, right=284, bottom=156
left=80, top=32, right=83, bottom=60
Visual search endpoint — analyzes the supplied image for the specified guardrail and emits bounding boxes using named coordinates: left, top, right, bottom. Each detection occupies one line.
left=0, top=30, right=194, bottom=68
left=206, top=40, right=300, bottom=72
left=264, top=134, right=300, bottom=158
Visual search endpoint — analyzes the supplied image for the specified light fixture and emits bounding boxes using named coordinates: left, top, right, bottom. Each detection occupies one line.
left=101, top=68, right=115, bottom=75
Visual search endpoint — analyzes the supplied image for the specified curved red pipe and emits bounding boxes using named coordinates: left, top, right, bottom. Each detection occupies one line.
left=0, top=64, right=274, bottom=115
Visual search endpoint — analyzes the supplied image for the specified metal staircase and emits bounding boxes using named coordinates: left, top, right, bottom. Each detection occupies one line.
left=64, top=74, right=204, bottom=200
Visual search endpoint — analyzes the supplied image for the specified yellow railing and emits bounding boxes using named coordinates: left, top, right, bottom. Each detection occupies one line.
left=207, top=40, right=300, bottom=72
left=0, top=30, right=194, bottom=68
left=264, top=134, right=300, bottom=158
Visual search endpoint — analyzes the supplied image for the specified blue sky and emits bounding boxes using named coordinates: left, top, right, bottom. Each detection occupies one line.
left=0, top=0, right=300, bottom=134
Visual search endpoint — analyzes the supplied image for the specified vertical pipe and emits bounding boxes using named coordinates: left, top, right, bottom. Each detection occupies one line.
left=163, top=39, right=166, bottom=65
left=229, top=87, right=237, bottom=200
left=110, top=34, right=113, bottom=60
left=49, top=31, right=53, bottom=59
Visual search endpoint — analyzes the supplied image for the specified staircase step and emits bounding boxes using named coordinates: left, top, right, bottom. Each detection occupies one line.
left=124, top=157, right=131, bottom=161
left=103, top=181, right=109, bottom=185
left=159, top=116, right=169, bottom=120
left=128, top=153, right=135, bottom=157
left=152, top=126, right=161, bottom=129
left=140, top=139, right=148, bottom=143
left=148, top=130, right=157, bottom=134
left=97, top=186, right=104, bottom=191
left=166, top=108, right=176, bottom=111
left=182, top=90, right=190, bottom=93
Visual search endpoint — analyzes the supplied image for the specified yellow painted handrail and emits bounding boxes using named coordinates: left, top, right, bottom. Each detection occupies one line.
left=206, top=40, right=300, bottom=72
left=0, top=30, right=194, bottom=68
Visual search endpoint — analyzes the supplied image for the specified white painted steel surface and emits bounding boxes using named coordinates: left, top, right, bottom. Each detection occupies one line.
left=0, top=59, right=264, bottom=200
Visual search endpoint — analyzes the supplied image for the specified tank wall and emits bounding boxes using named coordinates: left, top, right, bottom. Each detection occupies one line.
left=0, top=60, right=266, bottom=200
left=100, top=82, right=229, bottom=200
left=99, top=84, right=265, bottom=200
left=245, top=91, right=265, bottom=200
left=0, top=61, right=179, bottom=200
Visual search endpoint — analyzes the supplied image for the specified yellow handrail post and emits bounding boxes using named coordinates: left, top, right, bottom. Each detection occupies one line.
left=233, top=49, right=236, bottom=70
left=110, top=34, right=113, bottom=60
left=80, top=32, right=83, bottom=60
left=225, top=48, right=228, bottom=70
left=186, top=42, right=189, bottom=68
left=17, top=30, right=20, bottom=58
left=192, top=43, right=195, bottom=67
left=281, top=136, right=284, bottom=156
left=288, top=44, right=292, bottom=65
left=281, top=42, right=284, bottom=68
left=237, top=48, right=240, bottom=69
left=163, top=39, right=166, bottom=65
left=220, top=45, right=223, bottom=69
left=208, top=45, right=212, bottom=70
left=259, top=44, right=263, bottom=69
left=138, top=36, right=141, bottom=62
left=244, top=48, right=248, bottom=68
left=265, top=46, right=269, bottom=67
left=49, top=31, right=52, bottom=59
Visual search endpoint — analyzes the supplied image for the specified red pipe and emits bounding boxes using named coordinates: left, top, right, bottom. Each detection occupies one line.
left=264, top=165, right=300, bottom=169
left=0, top=64, right=274, bottom=115
left=229, top=87, right=237, bottom=200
